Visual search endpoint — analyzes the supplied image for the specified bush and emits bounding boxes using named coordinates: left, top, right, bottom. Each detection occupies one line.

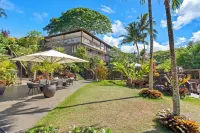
left=156, top=109, right=200, bottom=133
left=95, top=60, right=108, bottom=81
left=139, top=88, right=162, bottom=99
left=26, top=125, right=58, bottom=133
left=68, top=125, right=111, bottom=133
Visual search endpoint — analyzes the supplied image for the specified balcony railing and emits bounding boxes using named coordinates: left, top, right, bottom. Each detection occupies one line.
left=82, top=37, right=107, bottom=52
left=63, top=37, right=81, bottom=45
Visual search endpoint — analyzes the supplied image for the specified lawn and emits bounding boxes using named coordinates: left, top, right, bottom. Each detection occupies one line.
left=32, top=80, right=200, bottom=133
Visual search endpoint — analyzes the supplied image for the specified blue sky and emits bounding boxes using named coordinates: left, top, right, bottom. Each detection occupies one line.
left=0, top=0, right=200, bottom=52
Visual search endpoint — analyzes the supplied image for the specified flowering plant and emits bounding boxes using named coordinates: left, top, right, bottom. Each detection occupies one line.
left=156, top=109, right=200, bottom=133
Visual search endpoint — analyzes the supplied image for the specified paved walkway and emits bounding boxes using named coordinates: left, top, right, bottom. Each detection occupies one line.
left=0, top=80, right=91, bottom=133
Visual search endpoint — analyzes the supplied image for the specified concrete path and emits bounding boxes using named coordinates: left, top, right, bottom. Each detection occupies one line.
left=0, top=80, right=91, bottom=133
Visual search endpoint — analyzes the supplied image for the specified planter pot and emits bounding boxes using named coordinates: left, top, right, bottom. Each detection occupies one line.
left=0, top=84, right=6, bottom=95
left=42, top=84, right=56, bottom=98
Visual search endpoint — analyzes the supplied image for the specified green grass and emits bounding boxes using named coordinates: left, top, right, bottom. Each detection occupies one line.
left=32, top=80, right=200, bottom=133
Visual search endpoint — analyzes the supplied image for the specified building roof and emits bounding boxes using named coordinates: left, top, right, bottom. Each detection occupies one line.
left=44, top=28, right=112, bottom=48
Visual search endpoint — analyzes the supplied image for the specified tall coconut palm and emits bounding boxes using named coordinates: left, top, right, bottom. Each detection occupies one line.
left=137, top=13, right=149, bottom=65
left=121, top=22, right=141, bottom=62
left=0, top=8, right=7, bottom=18
left=164, top=0, right=181, bottom=116
left=137, top=13, right=157, bottom=65
left=140, top=0, right=154, bottom=90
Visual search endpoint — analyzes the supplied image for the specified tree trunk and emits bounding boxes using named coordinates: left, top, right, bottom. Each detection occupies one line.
left=142, top=42, right=146, bottom=65
left=135, top=43, right=140, bottom=63
left=164, top=0, right=180, bottom=116
left=148, top=0, right=154, bottom=90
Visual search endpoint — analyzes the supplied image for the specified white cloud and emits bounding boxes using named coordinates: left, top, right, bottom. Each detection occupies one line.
left=0, top=0, right=24, bottom=14
left=121, top=45, right=135, bottom=53
left=127, top=15, right=133, bottom=19
left=112, top=20, right=126, bottom=36
left=190, top=30, right=200, bottom=42
left=173, top=0, right=200, bottom=30
left=175, top=37, right=187, bottom=46
left=121, top=41, right=169, bottom=53
left=103, top=35, right=123, bottom=47
left=33, top=12, right=48, bottom=22
left=131, top=8, right=137, bottom=13
left=101, top=5, right=114, bottom=14
left=152, top=41, right=169, bottom=52
left=160, top=20, right=167, bottom=28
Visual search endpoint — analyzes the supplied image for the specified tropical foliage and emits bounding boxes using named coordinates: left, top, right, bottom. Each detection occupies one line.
left=156, top=109, right=200, bottom=133
left=177, top=42, right=200, bottom=69
left=121, top=22, right=141, bottom=58
left=32, top=60, right=61, bottom=79
left=0, top=33, right=8, bottom=54
left=89, top=55, right=100, bottom=69
left=0, top=8, right=7, bottom=18
left=139, top=88, right=163, bottom=99
left=26, top=125, right=58, bottom=133
left=109, top=47, right=137, bottom=65
left=157, top=59, right=171, bottom=72
left=44, top=7, right=112, bottom=35
left=112, top=62, right=136, bottom=80
left=55, top=47, right=65, bottom=53
left=74, top=46, right=89, bottom=73
left=95, top=60, right=108, bottom=81
left=0, top=57, right=17, bottom=85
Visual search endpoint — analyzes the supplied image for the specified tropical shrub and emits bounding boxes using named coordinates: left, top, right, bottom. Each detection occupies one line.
left=139, top=88, right=162, bottom=99
left=55, top=46, right=65, bottom=53
left=68, top=125, right=111, bottom=133
left=179, top=88, right=189, bottom=99
left=32, top=60, right=61, bottom=79
left=157, top=59, right=171, bottom=72
left=74, top=46, right=89, bottom=73
left=67, top=63, right=80, bottom=73
left=156, top=109, right=200, bottom=133
left=95, top=60, right=108, bottom=81
left=26, top=125, right=58, bottom=133
left=112, top=61, right=136, bottom=80
left=0, top=57, right=17, bottom=85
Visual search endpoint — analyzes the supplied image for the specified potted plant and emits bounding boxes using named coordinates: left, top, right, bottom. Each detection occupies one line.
left=32, top=60, right=61, bottom=98
left=0, top=80, right=6, bottom=95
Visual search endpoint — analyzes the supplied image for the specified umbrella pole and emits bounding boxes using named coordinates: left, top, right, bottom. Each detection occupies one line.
left=20, top=64, right=22, bottom=84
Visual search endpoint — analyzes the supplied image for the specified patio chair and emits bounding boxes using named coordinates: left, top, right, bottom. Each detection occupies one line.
left=27, top=82, right=39, bottom=94
left=56, top=79, right=64, bottom=87
left=68, top=78, right=74, bottom=85
left=39, top=79, right=47, bottom=91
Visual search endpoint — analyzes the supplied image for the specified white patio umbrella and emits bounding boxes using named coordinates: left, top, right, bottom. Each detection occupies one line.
left=135, top=63, right=141, bottom=67
left=10, top=49, right=88, bottom=63
left=11, top=49, right=88, bottom=81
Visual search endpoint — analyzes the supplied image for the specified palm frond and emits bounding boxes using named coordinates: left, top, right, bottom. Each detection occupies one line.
left=172, top=0, right=182, bottom=10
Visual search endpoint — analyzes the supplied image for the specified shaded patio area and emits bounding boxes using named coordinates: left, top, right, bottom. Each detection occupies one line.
left=0, top=79, right=91, bottom=133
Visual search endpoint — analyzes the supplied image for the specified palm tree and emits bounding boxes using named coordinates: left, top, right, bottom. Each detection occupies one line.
left=164, top=0, right=181, bottom=116
left=0, top=8, right=7, bottom=18
left=121, top=22, right=141, bottom=62
left=137, top=13, right=157, bottom=65
left=140, top=0, right=154, bottom=90
left=137, top=13, right=148, bottom=65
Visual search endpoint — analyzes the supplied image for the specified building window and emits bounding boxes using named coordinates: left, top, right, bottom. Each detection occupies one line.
left=72, top=46, right=77, bottom=53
